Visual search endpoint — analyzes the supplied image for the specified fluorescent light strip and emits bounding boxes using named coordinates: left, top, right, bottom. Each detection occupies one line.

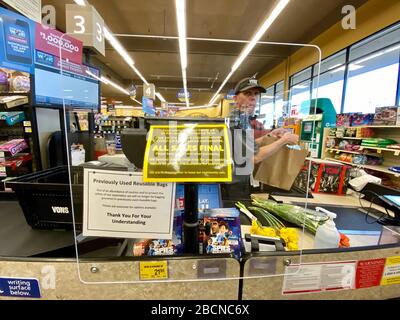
left=176, top=0, right=187, bottom=70
left=232, top=0, right=290, bottom=72
left=131, top=64, right=149, bottom=85
left=103, top=26, right=134, bottom=66
left=132, top=98, right=142, bottom=106
left=208, top=0, right=290, bottom=104
left=175, top=0, right=189, bottom=108
left=155, top=92, right=166, bottom=103
left=74, top=0, right=86, bottom=6
left=103, top=26, right=159, bottom=101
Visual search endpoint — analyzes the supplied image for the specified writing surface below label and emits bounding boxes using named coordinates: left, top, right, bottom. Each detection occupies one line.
left=139, top=261, right=168, bottom=280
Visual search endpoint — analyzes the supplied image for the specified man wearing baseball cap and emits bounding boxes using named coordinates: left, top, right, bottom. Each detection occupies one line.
left=231, top=77, right=299, bottom=164
left=223, top=77, right=299, bottom=199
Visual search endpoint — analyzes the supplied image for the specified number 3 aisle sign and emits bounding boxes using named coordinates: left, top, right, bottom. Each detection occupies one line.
left=65, top=4, right=105, bottom=56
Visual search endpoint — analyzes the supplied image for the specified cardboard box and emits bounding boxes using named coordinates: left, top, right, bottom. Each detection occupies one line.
left=373, top=106, right=400, bottom=126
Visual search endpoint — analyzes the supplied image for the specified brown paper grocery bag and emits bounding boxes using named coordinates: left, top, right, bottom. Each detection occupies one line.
left=254, top=135, right=308, bottom=190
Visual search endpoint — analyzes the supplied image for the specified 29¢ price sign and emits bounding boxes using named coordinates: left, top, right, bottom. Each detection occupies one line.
left=140, top=261, right=169, bottom=281
left=66, top=4, right=105, bottom=56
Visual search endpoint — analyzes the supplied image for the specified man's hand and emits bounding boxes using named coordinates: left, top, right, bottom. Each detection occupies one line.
left=281, top=132, right=299, bottom=145
left=269, top=128, right=287, bottom=138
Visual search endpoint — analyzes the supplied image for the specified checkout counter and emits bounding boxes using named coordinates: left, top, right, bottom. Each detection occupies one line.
left=1, top=117, right=399, bottom=300
left=1, top=177, right=400, bottom=300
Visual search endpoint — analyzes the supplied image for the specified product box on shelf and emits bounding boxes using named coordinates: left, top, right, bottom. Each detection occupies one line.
left=373, top=106, right=400, bottom=126
left=198, top=208, right=242, bottom=259
left=0, top=139, right=28, bottom=158
left=351, top=113, right=375, bottom=127
left=0, top=153, right=32, bottom=177
left=293, top=160, right=351, bottom=195
left=336, top=113, right=354, bottom=127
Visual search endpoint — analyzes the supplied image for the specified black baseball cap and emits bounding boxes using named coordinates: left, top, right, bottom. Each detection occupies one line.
left=234, top=77, right=266, bottom=95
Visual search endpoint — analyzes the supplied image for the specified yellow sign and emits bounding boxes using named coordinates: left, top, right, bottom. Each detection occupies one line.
left=139, top=261, right=168, bottom=280
left=143, top=124, right=232, bottom=182
left=380, top=256, right=400, bottom=286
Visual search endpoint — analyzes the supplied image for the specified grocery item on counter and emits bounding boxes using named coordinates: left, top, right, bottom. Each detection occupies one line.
left=314, top=210, right=340, bottom=249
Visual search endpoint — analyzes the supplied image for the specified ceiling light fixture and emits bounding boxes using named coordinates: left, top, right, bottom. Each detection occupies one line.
left=103, top=26, right=134, bottom=66
left=132, top=98, right=142, bottom=106
left=175, top=0, right=190, bottom=107
left=208, top=0, right=290, bottom=105
left=74, top=0, right=86, bottom=6
left=155, top=92, right=166, bottom=103
left=103, top=27, right=165, bottom=103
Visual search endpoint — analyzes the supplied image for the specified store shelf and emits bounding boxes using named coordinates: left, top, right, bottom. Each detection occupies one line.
left=358, top=146, right=400, bottom=155
left=326, top=148, right=366, bottom=155
left=328, top=136, right=364, bottom=140
left=338, top=125, right=400, bottom=129
left=0, top=92, right=29, bottom=96
left=324, top=157, right=400, bottom=177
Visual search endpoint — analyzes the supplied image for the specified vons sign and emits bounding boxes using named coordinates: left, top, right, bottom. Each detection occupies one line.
left=51, top=206, right=70, bottom=214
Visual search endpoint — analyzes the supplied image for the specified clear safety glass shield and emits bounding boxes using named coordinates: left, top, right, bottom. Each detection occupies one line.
left=50, top=10, right=400, bottom=291
left=57, top=34, right=324, bottom=287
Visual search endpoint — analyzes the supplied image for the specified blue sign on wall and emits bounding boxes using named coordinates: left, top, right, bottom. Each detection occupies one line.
left=0, top=277, right=41, bottom=299
left=177, top=88, right=192, bottom=102
left=0, top=8, right=36, bottom=74
left=225, top=89, right=235, bottom=100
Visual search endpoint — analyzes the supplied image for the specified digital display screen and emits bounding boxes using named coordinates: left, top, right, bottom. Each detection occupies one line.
left=34, top=50, right=100, bottom=110
left=383, top=195, right=400, bottom=208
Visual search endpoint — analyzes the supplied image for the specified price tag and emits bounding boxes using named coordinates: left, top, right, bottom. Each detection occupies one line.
left=23, top=121, right=31, bottom=127
left=394, top=151, right=400, bottom=156
left=25, top=127, right=32, bottom=133
left=0, top=151, right=4, bottom=158
left=139, top=261, right=168, bottom=280
left=377, top=149, right=382, bottom=154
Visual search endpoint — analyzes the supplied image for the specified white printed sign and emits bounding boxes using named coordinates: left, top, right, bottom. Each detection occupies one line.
left=3, top=0, right=41, bottom=23
left=282, top=261, right=356, bottom=295
left=83, top=169, right=176, bottom=239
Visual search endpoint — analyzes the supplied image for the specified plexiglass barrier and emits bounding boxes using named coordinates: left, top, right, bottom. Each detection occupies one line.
left=55, top=28, right=397, bottom=285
